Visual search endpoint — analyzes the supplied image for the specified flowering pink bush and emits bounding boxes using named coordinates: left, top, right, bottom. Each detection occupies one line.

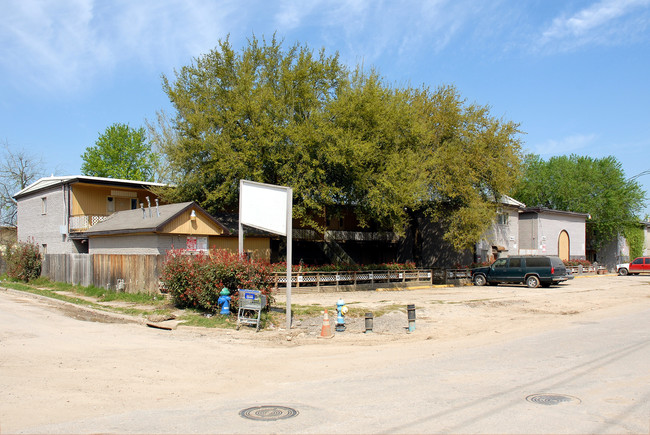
left=161, top=249, right=274, bottom=312
left=4, top=240, right=41, bottom=282
left=563, top=259, right=592, bottom=267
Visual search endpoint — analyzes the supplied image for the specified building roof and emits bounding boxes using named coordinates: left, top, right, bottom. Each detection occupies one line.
left=13, top=175, right=169, bottom=200
left=521, top=207, right=590, bottom=219
left=500, top=195, right=526, bottom=208
left=82, top=201, right=229, bottom=236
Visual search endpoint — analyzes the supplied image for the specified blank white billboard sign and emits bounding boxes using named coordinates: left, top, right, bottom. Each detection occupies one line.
left=239, top=179, right=294, bottom=330
left=240, top=180, right=291, bottom=236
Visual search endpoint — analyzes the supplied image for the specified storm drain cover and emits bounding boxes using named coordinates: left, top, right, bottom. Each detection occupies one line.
left=239, top=405, right=299, bottom=421
left=526, top=394, right=581, bottom=405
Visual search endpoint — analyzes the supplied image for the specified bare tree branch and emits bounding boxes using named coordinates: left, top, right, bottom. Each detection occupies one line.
left=0, top=140, right=45, bottom=226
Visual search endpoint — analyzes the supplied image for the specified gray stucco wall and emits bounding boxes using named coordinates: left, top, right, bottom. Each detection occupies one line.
left=16, top=186, right=78, bottom=254
left=519, top=212, right=586, bottom=258
left=88, top=234, right=189, bottom=255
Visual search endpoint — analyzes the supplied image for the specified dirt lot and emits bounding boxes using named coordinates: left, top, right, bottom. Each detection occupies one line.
left=5, top=274, right=650, bottom=346
left=1, top=274, right=649, bottom=432
left=276, top=274, right=650, bottom=344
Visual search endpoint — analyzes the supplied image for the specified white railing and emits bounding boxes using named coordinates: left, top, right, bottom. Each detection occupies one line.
left=271, top=269, right=433, bottom=290
left=68, top=215, right=109, bottom=231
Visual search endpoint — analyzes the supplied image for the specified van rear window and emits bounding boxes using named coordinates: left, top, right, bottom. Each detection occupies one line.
left=526, top=257, right=549, bottom=267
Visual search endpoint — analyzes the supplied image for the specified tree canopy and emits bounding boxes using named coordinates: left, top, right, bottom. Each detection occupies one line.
left=158, top=36, right=523, bottom=250
left=513, top=154, right=646, bottom=248
left=81, top=123, right=158, bottom=181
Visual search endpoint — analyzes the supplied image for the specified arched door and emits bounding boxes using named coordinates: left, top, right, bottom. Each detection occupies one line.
left=558, top=230, right=570, bottom=261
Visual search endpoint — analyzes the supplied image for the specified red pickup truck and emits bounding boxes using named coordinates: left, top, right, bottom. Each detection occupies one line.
left=616, top=257, right=650, bottom=275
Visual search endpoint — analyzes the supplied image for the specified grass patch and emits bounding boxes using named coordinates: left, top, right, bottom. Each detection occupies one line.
left=1, top=277, right=172, bottom=317
left=178, top=311, right=238, bottom=328
left=177, top=309, right=275, bottom=330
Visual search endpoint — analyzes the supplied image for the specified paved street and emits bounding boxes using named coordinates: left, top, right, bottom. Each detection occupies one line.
left=1, top=278, right=649, bottom=434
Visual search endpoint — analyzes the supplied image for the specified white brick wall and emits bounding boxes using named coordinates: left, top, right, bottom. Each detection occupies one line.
left=16, top=187, right=78, bottom=254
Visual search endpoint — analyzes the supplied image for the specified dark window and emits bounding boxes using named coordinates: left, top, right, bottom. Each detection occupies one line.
left=645, top=258, right=650, bottom=265
left=632, top=258, right=643, bottom=265
left=509, top=258, right=522, bottom=267
left=493, top=258, right=507, bottom=268
left=526, top=257, right=549, bottom=267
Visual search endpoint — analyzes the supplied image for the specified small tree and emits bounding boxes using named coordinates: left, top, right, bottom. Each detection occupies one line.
left=5, top=240, right=41, bottom=282
left=81, top=123, right=159, bottom=181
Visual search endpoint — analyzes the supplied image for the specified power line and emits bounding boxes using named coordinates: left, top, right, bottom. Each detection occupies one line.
left=628, top=170, right=650, bottom=181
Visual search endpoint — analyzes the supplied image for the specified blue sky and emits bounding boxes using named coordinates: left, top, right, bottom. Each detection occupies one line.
left=1, top=0, right=649, bottom=216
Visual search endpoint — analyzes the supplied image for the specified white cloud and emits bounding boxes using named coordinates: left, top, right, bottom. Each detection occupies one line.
left=538, top=0, right=650, bottom=51
left=269, top=0, right=482, bottom=74
left=0, top=0, right=235, bottom=95
left=531, top=134, right=598, bottom=156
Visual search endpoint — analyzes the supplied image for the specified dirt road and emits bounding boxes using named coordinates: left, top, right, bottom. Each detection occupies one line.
left=1, top=274, right=648, bottom=433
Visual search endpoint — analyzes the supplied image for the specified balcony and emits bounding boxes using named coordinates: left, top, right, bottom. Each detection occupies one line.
left=69, top=215, right=109, bottom=232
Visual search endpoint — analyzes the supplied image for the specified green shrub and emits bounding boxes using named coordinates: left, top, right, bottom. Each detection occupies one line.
left=160, top=249, right=274, bottom=313
left=4, top=240, right=42, bottom=282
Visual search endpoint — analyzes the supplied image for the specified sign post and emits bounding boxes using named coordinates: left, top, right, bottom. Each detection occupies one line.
left=239, top=180, right=293, bottom=330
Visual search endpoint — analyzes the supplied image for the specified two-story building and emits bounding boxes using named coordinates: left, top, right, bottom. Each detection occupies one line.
left=14, top=175, right=273, bottom=261
left=13, top=175, right=168, bottom=254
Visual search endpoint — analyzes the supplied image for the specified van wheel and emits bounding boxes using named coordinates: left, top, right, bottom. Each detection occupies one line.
left=618, top=268, right=628, bottom=276
left=526, top=275, right=540, bottom=288
left=473, top=274, right=487, bottom=286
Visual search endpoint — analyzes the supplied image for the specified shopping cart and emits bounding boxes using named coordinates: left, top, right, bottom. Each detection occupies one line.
left=236, top=289, right=267, bottom=332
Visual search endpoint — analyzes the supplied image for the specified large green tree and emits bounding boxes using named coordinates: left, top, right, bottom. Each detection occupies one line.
left=513, top=154, right=646, bottom=249
left=81, top=123, right=158, bottom=181
left=158, top=36, right=523, bottom=250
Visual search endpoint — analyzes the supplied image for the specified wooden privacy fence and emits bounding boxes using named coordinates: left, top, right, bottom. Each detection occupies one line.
left=41, top=254, right=93, bottom=287
left=42, top=254, right=164, bottom=294
left=92, top=254, right=164, bottom=294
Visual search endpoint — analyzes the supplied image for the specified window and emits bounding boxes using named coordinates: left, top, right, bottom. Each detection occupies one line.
left=493, top=258, right=507, bottom=268
left=632, top=258, right=643, bottom=265
left=106, top=196, right=115, bottom=213
left=497, top=212, right=508, bottom=225
left=186, top=236, right=208, bottom=251
left=509, top=258, right=521, bottom=267
left=526, top=257, right=549, bottom=267
left=131, top=198, right=138, bottom=209
left=41, top=197, right=47, bottom=214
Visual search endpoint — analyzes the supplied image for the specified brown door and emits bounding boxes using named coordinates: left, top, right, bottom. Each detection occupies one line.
left=558, top=230, right=570, bottom=261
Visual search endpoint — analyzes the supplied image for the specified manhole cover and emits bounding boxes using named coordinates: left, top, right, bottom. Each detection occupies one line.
left=239, top=405, right=299, bottom=421
left=526, top=394, right=581, bottom=405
